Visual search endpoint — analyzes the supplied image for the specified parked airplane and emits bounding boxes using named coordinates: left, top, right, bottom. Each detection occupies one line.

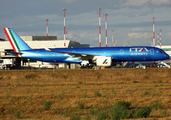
left=3, top=28, right=170, bottom=67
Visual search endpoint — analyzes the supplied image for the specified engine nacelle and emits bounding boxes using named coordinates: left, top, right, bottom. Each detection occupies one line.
left=96, top=56, right=112, bottom=67
left=81, top=60, right=89, bottom=66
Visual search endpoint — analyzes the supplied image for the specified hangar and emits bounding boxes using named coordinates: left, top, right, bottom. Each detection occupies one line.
left=0, top=36, right=90, bottom=69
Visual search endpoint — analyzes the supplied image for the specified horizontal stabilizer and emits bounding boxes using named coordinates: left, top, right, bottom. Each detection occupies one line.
left=0, top=51, right=23, bottom=55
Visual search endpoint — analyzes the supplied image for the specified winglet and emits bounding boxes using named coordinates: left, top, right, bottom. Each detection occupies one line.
left=42, top=45, right=52, bottom=52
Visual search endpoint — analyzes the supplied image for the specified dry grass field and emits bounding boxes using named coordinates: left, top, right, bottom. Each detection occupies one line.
left=0, top=68, right=171, bottom=120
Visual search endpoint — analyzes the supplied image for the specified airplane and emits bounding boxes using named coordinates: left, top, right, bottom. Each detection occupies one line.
left=3, top=28, right=170, bottom=68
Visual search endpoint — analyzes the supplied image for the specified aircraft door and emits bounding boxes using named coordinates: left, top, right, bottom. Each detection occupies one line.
left=150, top=49, right=154, bottom=55
left=36, top=51, right=39, bottom=57
left=120, top=49, right=124, bottom=55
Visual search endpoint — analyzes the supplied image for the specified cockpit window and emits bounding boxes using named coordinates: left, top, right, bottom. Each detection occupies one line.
left=160, top=50, right=164, bottom=53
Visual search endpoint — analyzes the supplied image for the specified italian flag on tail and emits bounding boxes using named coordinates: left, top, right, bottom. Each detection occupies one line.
left=3, top=28, right=31, bottom=57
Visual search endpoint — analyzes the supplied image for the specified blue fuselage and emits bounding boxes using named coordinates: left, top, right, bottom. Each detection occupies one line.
left=20, top=46, right=170, bottom=64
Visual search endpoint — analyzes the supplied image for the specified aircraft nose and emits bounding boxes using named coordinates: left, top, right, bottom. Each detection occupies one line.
left=164, top=53, right=170, bottom=59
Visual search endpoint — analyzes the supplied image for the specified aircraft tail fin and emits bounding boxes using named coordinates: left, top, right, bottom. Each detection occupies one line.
left=3, top=28, right=31, bottom=53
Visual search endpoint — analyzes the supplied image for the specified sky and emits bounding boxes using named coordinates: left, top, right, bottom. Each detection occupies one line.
left=0, top=0, right=171, bottom=47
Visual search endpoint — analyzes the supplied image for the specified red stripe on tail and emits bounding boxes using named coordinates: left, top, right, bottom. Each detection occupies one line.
left=3, top=28, right=18, bottom=57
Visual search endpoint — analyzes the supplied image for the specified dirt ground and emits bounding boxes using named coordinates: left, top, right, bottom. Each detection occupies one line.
left=0, top=68, right=171, bottom=120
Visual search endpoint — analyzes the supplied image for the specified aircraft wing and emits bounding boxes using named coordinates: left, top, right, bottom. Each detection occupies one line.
left=45, top=48, right=95, bottom=60
left=61, top=52, right=94, bottom=60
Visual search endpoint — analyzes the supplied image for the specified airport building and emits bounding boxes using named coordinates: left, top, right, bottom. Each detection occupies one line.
left=0, top=36, right=90, bottom=69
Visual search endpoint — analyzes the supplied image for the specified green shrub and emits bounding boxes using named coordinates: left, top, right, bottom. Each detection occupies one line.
left=112, top=89, right=116, bottom=95
left=103, top=101, right=108, bottom=108
left=151, top=102, right=162, bottom=109
left=89, top=110, right=98, bottom=115
left=14, top=111, right=21, bottom=119
left=36, top=107, right=42, bottom=112
left=152, top=93, right=159, bottom=96
left=94, top=103, right=99, bottom=109
left=114, top=101, right=131, bottom=109
left=70, top=115, right=81, bottom=120
left=82, top=92, right=87, bottom=98
left=58, top=110, right=64, bottom=115
left=129, top=110, right=136, bottom=118
left=65, top=110, right=71, bottom=117
left=102, top=91, right=107, bottom=98
left=23, top=116, right=31, bottom=119
left=58, top=91, right=65, bottom=99
left=43, top=101, right=52, bottom=110
left=143, top=91, right=149, bottom=96
left=83, top=115, right=91, bottom=120
left=94, top=91, right=101, bottom=97
left=97, top=111, right=109, bottom=120
left=160, top=110, right=167, bottom=118
left=134, top=106, right=151, bottom=118
left=110, top=101, right=131, bottom=120
left=5, top=94, right=10, bottom=99
left=78, top=103, right=84, bottom=110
